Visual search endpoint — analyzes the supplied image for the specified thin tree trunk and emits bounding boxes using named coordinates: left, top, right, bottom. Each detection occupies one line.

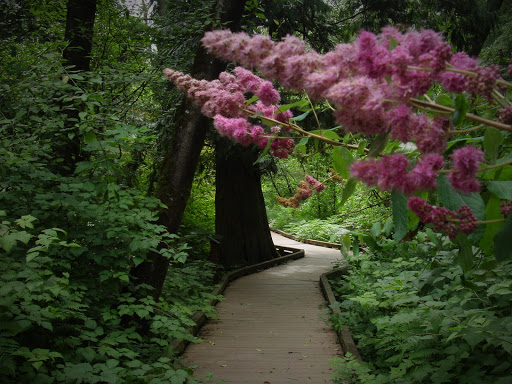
left=58, top=0, right=97, bottom=175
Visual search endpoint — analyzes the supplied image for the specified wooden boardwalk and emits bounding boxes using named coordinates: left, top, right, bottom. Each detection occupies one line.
left=182, top=232, right=343, bottom=383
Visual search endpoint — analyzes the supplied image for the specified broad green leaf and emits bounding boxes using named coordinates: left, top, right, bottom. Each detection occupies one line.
left=383, top=217, right=393, bottom=237
left=15, top=215, right=36, bottom=229
left=367, top=134, right=389, bottom=157
left=340, top=178, right=357, bottom=207
left=437, top=175, right=485, bottom=218
left=437, top=175, right=485, bottom=243
left=332, top=147, right=353, bottom=179
left=451, top=94, right=468, bottom=126
left=352, top=234, right=360, bottom=257
left=84, top=132, right=97, bottom=143
left=483, top=127, right=503, bottom=164
left=425, top=228, right=440, bottom=247
left=392, top=190, right=408, bottom=241
left=480, top=195, right=504, bottom=256
left=371, top=222, right=382, bottom=239
left=494, top=215, right=512, bottom=261
left=487, top=181, right=512, bottom=200
left=455, top=233, right=474, bottom=272
left=1, top=233, right=17, bottom=253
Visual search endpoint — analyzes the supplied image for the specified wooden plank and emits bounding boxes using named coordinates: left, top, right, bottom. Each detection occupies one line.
left=182, top=232, right=344, bottom=383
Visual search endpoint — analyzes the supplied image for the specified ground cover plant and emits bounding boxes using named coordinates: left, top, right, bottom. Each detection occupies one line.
left=329, top=233, right=512, bottom=383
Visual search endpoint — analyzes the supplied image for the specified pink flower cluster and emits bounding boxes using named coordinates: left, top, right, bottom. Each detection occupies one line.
left=350, top=146, right=484, bottom=194
left=276, top=175, right=326, bottom=208
left=305, top=174, right=326, bottom=192
left=201, top=27, right=503, bottom=153
left=498, top=105, right=512, bottom=125
left=448, top=146, right=484, bottom=193
left=408, top=197, right=478, bottom=238
left=163, top=67, right=295, bottom=158
left=500, top=201, right=512, bottom=216
left=349, top=153, right=444, bottom=195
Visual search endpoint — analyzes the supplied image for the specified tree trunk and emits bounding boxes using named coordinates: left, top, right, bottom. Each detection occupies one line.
left=129, top=0, right=247, bottom=300
left=57, top=0, right=97, bottom=175
left=63, top=0, right=97, bottom=72
left=215, top=138, right=278, bottom=269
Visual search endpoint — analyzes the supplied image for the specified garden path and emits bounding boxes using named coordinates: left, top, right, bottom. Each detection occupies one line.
left=182, top=232, right=343, bottom=383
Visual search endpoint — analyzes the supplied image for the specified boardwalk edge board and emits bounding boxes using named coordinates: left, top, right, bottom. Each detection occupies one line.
left=319, top=267, right=363, bottom=362
left=170, top=245, right=305, bottom=355
left=270, top=227, right=342, bottom=249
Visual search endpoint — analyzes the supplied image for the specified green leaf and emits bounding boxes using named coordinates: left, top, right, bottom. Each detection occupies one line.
left=480, top=195, right=504, bottom=256
left=483, top=127, right=503, bottom=164
left=455, top=233, right=474, bottom=272
left=367, top=134, right=389, bottom=157
left=383, top=217, right=393, bottom=237
left=392, top=190, right=408, bottom=241
left=438, top=175, right=485, bottom=219
left=309, top=129, right=341, bottom=141
left=371, top=222, right=382, bottom=239
left=352, top=235, right=360, bottom=257
left=451, top=94, right=468, bottom=126
left=339, top=178, right=357, bottom=207
left=84, top=132, right=97, bottom=143
left=1, top=233, right=17, bottom=253
left=276, top=100, right=308, bottom=114
left=290, top=111, right=310, bottom=122
left=388, top=36, right=398, bottom=50
left=332, top=147, right=353, bottom=179
left=487, top=181, right=512, bottom=200
left=435, top=94, right=454, bottom=108
left=425, top=228, right=440, bottom=247
left=15, top=215, right=37, bottom=229
left=494, top=214, right=512, bottom=261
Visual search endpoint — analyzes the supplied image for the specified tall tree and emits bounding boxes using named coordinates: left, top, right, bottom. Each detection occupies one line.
left=130, top=0, right=247, bottom=299
left=215, top=139, right=278, bottom=269
left=57, top=0, right=98, bottom=175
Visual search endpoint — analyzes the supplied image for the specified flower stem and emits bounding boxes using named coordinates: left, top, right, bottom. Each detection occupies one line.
left=409, top=98, right=512, bottom=132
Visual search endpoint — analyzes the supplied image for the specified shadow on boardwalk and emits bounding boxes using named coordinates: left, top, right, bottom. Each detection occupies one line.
left=182, top=232, right=344, bottom=383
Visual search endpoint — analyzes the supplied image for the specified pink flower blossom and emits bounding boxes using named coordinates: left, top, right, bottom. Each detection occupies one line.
left=498, top=105, right=512, bottom=125
left=350, top=153, right=444, bottom=195
left=408, top=197, right=478, bottom=238
left=270, top=138, right=295, bottom=158
left=305, top=174, right=326, bottom=192
left=448, top=146, right=484, bottom=192
left=234, top=66, right=262, bottom=92
left=256, top=81, right=280, bottom=105
left=404, top=154, right=444, bottom=194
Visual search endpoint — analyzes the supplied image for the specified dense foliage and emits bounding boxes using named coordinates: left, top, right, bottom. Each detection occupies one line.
left=330, top=232, right=512, bottom=383
left=0, top=1, right=222, bottom=382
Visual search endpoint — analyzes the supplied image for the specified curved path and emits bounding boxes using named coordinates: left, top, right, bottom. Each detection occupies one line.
left=182, top=232, right=343, bottom=383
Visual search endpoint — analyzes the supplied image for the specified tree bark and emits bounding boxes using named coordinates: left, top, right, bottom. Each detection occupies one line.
left=63, top=0, right=97, bottom=72
left=215, top=139, right=278, bottom=269
left=129, top=0, right=247, bottom=300
left=57, top=0, right=97, bottom=175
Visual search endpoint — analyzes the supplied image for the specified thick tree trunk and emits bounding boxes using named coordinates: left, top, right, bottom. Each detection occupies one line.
left=215, top=139, right=278, bottom=269
left=130, top=0, right=247, bottom=300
